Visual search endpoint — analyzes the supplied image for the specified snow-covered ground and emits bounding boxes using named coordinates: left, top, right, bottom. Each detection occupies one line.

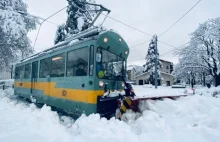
left=133, top=85, right=189, bottom=97
left=0, top=86, right=220, bottom=142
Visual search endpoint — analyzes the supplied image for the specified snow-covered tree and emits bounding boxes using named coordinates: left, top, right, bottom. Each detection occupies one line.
left=0, top=0, right=38, bottom=70
left=143, top=36, right=162, bottom=85
left=54, top=0, right=97, bottom=44
left=134, top=66, right=144, bottom=76
left=172, top=57, right=208, bottom=87
left=54, top=24, right=66, bottom=45
left=176, top=17, right=220, bottom=86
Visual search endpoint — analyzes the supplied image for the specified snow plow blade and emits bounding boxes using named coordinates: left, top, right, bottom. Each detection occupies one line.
left=129, top=95, right=188, bottom=112
left=117, top=94, right=188, bottom=119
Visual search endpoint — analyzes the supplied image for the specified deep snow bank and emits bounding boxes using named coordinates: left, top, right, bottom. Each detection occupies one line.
left=195, top=86, right=220, bottom=97
left=0, top=87, right=220, bottom=142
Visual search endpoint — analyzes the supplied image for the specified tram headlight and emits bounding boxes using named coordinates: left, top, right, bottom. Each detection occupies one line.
left=119, top=38, right=122, bottom=42
left=99, top=81, right=104, bottom=87
left=121, top=82, right=125, bottom=87
left=104, top=37, right=108, bottom=43
left=125, top=51, right=128, bottom=55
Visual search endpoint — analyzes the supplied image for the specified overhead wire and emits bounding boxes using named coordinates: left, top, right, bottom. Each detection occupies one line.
left=127, top=0, right=202, bottom=50
left=33, top=6, right=68, bottom=50
left=102, top=13, right=183, bottom=50
left=127, top=41, right=191, bottom=62
left=0, top=8, right=59, bottom=26
left=130, top=39, right=151, bottom=50
left=30, top=1, right=201, bottom=58
left=33, top=16, right=59, bottom=26
left=30, top=1, right=199, bottom=51
left=159, top=41, right=191, bottom=56
left=158, top=0, right=202, bottom=37
left=102, top=13, right=152, bottom=37
left=102, top=13, right=191, bottom=61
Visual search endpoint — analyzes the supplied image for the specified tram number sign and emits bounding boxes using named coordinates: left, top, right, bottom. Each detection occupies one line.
left=62, top=90, right=67, bottom=96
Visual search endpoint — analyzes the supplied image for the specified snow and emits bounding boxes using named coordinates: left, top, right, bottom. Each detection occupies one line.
left=0, top=79, right=14, bottom=86
left=0, top=9, right=26, bottom=40
left=1, top=86, right=220, bottom=142
left=77, top=17, right=84, bottom=31
left=194, top=86, right=220, bottom=98
left=68, top=39, right=79, bottom=46
left=134, top=85, right=190, bottom=97
left=127, top=66, right=134, bottom=71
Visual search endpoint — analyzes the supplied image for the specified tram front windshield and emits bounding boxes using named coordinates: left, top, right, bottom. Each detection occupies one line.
left=96, top=48, right=125, bottom=80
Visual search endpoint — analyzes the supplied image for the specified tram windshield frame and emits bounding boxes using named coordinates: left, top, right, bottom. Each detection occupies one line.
left=96, top=47, right=125, bottom=80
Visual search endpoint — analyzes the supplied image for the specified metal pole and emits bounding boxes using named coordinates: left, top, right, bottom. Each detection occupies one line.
left=189, top=73, right=191, bottom=87
left=154, top=35, right=158, bottom=89
left=33, top=6, right=67, bottom=49
left=11, top=65, right=13, bottom=79
left=218, top=29, right=220, bottom=61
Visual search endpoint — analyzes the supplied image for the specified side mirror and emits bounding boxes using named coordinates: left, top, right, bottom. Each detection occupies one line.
left=96, top=52, right=101, bottom=62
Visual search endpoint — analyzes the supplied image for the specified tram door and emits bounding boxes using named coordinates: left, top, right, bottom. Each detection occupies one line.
left=31, top=61, right=38, bottom=94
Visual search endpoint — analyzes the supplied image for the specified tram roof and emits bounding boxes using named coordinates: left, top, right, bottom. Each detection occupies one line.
left=16, top=29, right=129, bottom=66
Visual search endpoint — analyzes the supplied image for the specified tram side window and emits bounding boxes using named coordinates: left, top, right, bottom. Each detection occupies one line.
left=15, top=67, right=20, bottom=79
left=40, top=57, right=51, bottom=78
left=19, top=65, right=25, bottom=79
left=32, top=61, right=38, bottom=78
left=24, top=64, right=31, bottom=79
left=89, top=45, right=94, bottom=76
left=67, top=47, right=89, bottom=76
left=51, top=53, right=65, bottom=77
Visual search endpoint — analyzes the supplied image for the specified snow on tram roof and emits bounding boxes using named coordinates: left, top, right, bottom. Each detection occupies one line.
left=18, top=28, right=120, bottom=64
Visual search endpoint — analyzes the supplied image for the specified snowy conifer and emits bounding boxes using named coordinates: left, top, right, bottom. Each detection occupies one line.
left=54, top=24, right=66, bottom=44
left=54, top=0, right=97, bottom=44
left=0, top=0, right=38, bottom=70
left=144, top=36, right=162, bottom=85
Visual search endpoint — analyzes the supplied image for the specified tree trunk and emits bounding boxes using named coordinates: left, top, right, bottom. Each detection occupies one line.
left=191, top=79, right=195, bottom=88
left=215, top=75, right=220, bottom=87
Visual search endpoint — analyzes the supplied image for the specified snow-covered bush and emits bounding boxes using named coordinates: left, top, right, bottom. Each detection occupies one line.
left=196, top=86, right=220, bottom=98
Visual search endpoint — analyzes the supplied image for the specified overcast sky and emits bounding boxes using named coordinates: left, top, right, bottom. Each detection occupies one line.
left=23, top=0, right=220, bottom=65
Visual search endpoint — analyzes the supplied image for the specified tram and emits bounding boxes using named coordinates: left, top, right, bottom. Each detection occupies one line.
left=14, top=27, right=130, bottom=118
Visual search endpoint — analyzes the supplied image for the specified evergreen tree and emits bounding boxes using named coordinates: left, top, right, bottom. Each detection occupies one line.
left=0, top=0, right=38, bottom=70
left=54, top=24, right=66, bottom=44
left=143, top=36, right=162, bottom=85
left=54, top=0, right=96, bottom=44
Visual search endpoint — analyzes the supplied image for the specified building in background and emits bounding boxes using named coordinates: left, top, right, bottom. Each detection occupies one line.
left=0, top=67, right=13, bottom=80
left=135, top=59, right=174, bottom=86
left=0, top=71, right=12, bottom=80
left=127, top=66, right=136, bottom=82
left=160, top=59, right=173, bottom=74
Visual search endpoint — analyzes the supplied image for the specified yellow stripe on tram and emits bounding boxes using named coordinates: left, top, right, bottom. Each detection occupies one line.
left=14, top=81, right=104, bottom=104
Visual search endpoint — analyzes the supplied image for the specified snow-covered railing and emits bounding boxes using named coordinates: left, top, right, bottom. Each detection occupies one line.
left=0, top=84, right=13, bottom=90
left=0, top=79, right=14, bottom=90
